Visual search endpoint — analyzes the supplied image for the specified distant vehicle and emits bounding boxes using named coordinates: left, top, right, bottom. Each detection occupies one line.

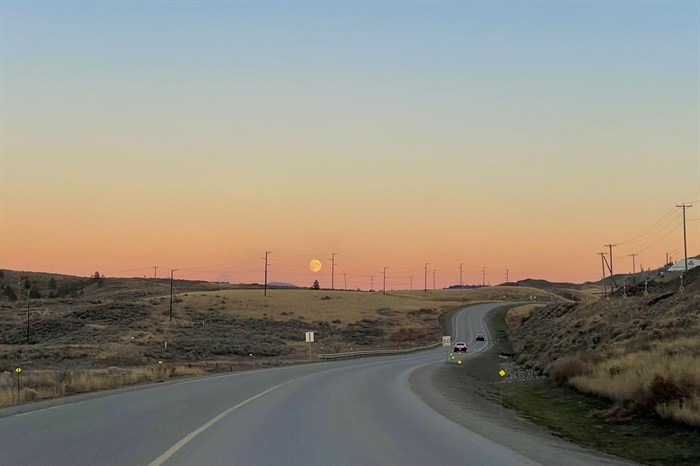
left=475, top=334, right=486, bottom=341
left=453, top=342, right=468, bottom=352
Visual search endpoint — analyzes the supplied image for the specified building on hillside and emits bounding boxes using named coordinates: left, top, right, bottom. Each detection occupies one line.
left=667, top=256, right=700, bottom=272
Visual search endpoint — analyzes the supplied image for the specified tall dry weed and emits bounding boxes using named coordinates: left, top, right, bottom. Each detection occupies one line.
left=569, top=338, right=700, bottom=426
left=656, top=394, right=700, bottom=426
left=0, top=364, right=201, bottom=407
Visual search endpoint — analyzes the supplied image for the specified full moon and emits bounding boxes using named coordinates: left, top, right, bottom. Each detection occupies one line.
left=308, top=259, right=322, bottom=272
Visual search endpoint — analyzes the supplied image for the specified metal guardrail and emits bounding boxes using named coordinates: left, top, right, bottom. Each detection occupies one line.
left=318, top=342, right=442, bottom=360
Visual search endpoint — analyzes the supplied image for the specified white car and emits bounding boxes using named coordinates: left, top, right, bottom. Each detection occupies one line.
left=453, top=342, right=468, bottom=352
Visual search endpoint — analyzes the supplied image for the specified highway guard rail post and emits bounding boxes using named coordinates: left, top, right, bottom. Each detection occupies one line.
left=318, top=342, right=442, bottom=360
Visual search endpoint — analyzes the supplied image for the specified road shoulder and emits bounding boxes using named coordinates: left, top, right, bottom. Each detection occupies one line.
left=410, top=305, right=636, bottom=466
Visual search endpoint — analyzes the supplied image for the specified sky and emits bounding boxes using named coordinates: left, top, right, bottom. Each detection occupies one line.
left=1, top=0, right=699, bottom=288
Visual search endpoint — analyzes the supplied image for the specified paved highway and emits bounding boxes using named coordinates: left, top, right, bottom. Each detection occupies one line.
left=0, top=303, right=631, bottom=465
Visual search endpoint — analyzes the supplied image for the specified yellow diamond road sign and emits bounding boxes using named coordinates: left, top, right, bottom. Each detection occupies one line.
left=15, top=367, right=22, bottom=374
left=499, top=369, right=506, bottom=377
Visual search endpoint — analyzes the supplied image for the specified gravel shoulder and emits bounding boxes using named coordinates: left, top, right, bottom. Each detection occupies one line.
left=409, top=305, right=637, bottom=466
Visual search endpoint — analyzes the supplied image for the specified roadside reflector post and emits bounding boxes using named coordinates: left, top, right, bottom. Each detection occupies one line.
left=15, top=367, right=22, bottom=402
left=498, top=369, right=507, bottom=405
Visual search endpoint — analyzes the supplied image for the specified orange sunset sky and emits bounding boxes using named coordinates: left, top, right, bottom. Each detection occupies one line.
left=1, top=2, right=698, bottom=288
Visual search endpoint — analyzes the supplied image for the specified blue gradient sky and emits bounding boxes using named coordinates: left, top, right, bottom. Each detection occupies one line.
left=1, top=1, right=698, bottom=285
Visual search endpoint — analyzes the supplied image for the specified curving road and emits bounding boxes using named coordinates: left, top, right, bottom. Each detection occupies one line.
left=0, top=303, right=631, bottom=466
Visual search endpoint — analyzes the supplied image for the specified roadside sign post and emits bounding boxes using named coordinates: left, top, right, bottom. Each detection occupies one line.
left=442, top=336, right=451, bottom=362
left=305, top=332, right=315, bottom=360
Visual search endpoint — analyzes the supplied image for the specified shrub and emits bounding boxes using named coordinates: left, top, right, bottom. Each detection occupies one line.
left=547, top=355, right=589, bottom=384
left=648, top=375, right=691, bottom=405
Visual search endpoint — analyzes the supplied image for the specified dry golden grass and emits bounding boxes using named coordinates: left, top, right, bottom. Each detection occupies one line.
left=569, top=336, right=700, bottom=425
left=179, top=289, right=456, bottom=324
left=0, top=364, right=206, bottom=407
left=176, top=286, right=560, bottom=324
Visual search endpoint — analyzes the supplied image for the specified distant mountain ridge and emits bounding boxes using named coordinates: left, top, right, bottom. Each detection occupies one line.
left=515, top=279, right=582, bottom=290
left=268, top=282, right=298, bottom=288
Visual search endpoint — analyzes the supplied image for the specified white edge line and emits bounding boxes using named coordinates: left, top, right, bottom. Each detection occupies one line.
left=14, top=404, right=65, bottom=417
left=147, top=377, right=302, bottom=466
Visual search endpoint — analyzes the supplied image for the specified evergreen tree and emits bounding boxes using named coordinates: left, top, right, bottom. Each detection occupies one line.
left=3, top=285, right=17, bottom=301
left=29, top=287, right=42, bottom=299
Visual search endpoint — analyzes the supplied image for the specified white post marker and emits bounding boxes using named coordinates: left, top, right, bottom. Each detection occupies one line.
left=305, top=332, right=314, bottom=360
left=442, top=336, right=451, bottom=362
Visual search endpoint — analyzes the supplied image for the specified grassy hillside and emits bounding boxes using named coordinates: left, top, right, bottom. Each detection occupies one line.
left=508, top=267, right=700, bottom=427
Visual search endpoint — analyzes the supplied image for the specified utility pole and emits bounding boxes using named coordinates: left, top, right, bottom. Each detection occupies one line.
left=343, top=272, right=347, bottom=290
left=153, top=266, right=159, bottom=279
left=423, top=263, right=429, bottom=293
left=604, top=244, right=617, bottom=277
left=602, top=253, right=617, bottom=293
left=370, top=275, right=374, bottom=291
left=481, top=267, right=486, bottom=286
left=676, top=203, right=693, bottom=271
left=432, top=269, right=436, bottom=291
left=459, top=263, right=463, bottom=287
left=409, top=276, right=413, bottom=291
left=263, top=252, right=270, bottom=296
left=597, top=253, right=607, bottom=296
left=331, top=253, right=337, bottom=290
left=169, top=269, right=177, bottom=322
left=383, top=267, right=388, bottom=295
left=505, top=268, right=509, bottom=283
left=629, top=254, right=638, bottom=274
left=26, top=289, right=30, bottom=343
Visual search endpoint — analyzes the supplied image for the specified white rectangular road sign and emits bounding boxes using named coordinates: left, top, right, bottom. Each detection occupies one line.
left=305, top=331, right=315, bottom=343
left=442, top=336, right=451, bottom=346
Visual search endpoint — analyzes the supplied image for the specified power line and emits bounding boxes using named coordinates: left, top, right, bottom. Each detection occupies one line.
left=637, top=217, right=699, bottom=253
left=617, top=207, right=678, bottom=245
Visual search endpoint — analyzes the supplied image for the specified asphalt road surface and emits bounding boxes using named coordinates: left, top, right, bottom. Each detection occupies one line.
left=0, top=303, right=631, bottom=466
